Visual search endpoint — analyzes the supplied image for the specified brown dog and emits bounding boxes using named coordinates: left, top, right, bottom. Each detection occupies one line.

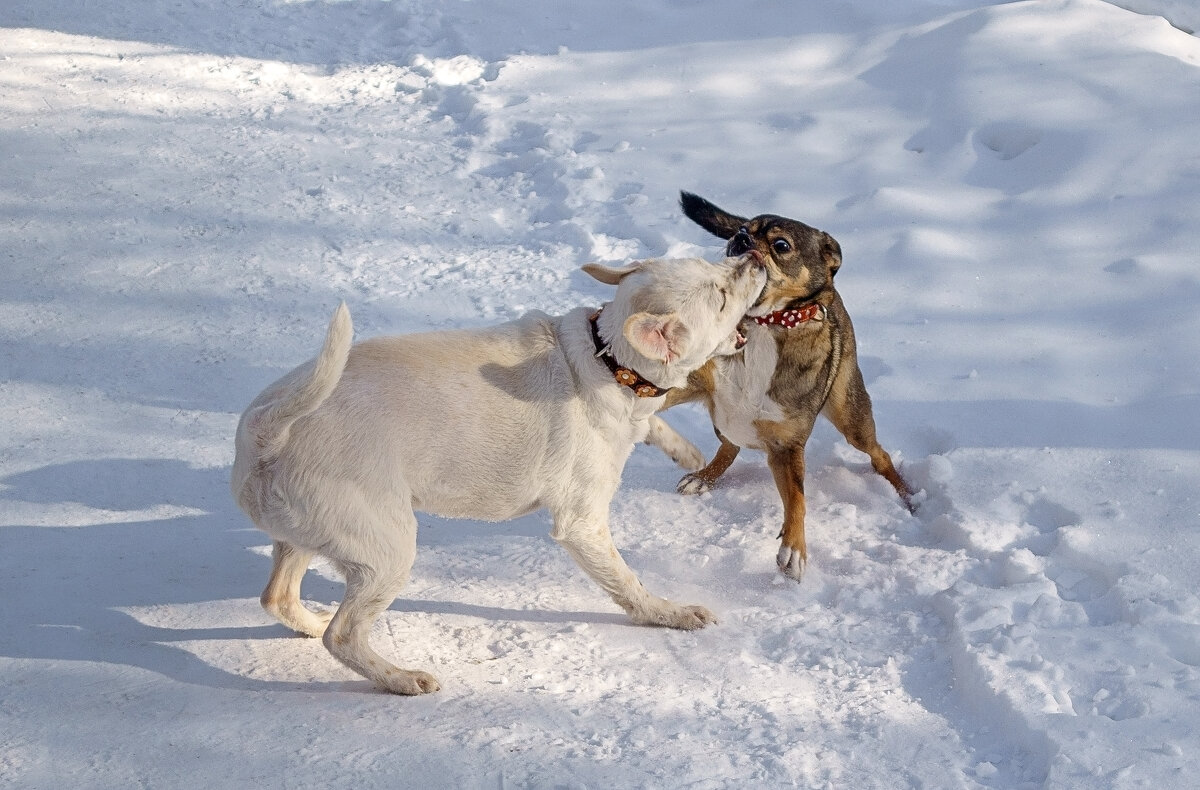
left=654, top=192, right=915, bottom=579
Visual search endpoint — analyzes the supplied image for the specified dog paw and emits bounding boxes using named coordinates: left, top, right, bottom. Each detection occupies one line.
left=383, top=669, right=441, bottom=696
left=633, top=602, right=717, bottom=630
left=671, top=444, right=705, bottom=472
left=645, top=416, right=705, bottom=471
left=298, top=608, right=335, bottom=638
left=271, top=602, right=334, bottom=638
left=777, top=544, right=806, bottom=581
left=676, top=472, right=712, bottom=495
left=670, top=604, right=718, bottom=630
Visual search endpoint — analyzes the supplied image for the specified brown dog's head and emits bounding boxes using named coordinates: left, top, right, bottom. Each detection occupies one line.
left=680, top=191, right=841, bottom=317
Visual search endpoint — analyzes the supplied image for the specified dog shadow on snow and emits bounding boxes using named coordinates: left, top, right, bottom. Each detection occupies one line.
left=0, top=458, right=625, bottom=694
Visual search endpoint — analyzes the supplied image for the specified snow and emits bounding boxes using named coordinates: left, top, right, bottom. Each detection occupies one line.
left=2, top=0, right=1199, bottom=787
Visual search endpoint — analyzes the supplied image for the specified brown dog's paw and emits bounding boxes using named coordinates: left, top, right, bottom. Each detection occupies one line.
left=900, top=483, right=925, bottom=515
left=676, top=472, right=713, bottom=495
left=777, top=544, right=806, bottom=581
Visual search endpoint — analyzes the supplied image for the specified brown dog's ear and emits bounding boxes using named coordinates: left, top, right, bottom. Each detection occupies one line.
left=582, top=261, right=643, bottom=285
left=821, top=232, right=843, bottom=276
left=623, top=312, right=690, bottom=364
left=680, top=191, right=748, bottom=240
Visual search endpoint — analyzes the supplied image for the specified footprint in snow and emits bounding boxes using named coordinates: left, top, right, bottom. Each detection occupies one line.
left=974, top=121, right=1041, bottom=161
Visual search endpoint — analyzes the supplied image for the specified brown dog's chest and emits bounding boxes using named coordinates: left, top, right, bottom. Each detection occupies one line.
left=708, top=324, right=834, bottom=449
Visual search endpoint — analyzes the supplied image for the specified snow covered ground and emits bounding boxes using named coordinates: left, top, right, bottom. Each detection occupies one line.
left=2, top=0, right=1199, bottom=787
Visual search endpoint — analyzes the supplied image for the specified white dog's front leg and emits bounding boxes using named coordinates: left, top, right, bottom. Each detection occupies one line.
left=550, top=515, right=716, bottom=630
left=644, top=415, right=705, bottom=472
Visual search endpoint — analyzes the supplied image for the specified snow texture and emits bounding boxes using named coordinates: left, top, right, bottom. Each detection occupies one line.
left=2, top=1, right=1199, bottom=788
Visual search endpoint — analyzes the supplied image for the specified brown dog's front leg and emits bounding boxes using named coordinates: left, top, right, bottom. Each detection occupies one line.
left=677, top=435, right=741, bottom=494
left=767, top=446, right=807, bottom=580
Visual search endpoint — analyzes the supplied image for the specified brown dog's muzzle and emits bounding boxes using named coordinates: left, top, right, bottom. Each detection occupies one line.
left=727, top=227, right=755, bottom=256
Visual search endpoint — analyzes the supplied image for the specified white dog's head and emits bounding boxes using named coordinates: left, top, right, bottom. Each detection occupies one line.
left=583, top=253, right=767, bottom=390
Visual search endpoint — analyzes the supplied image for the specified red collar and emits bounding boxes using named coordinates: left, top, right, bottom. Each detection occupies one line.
left=751, top=302, right=827, bottom=328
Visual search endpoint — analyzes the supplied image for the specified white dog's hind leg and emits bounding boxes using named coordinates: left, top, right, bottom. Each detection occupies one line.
left=321, top=511, right=440, bottom=695
left=261, top=540, right=332, bottom=637
left=551, top=514, right=716, bottom=630
left=644, top=415, right=705, bottom=471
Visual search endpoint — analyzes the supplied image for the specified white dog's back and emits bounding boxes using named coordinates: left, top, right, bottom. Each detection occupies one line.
left=236, top=308, right=634, bottom=532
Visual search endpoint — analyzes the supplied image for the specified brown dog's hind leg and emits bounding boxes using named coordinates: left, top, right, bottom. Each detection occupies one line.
left=825, top=367, right=916, bottom=513
left=677, top=435, right=741, bottom=494
left=767, top=446, right=808, bottom=580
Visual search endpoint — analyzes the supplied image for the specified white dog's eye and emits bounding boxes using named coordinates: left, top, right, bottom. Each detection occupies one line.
left=718, top=288, right=728, bottom=310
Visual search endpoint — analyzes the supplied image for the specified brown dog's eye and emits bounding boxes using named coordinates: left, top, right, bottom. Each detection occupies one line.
left=773, top=239, right=792, bottom=254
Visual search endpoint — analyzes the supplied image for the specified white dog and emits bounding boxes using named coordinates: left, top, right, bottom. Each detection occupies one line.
left=231, top=254, right=766, bottom=694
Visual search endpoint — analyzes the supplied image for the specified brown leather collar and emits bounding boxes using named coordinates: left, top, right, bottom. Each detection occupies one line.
left=588, top=309, right=672, bottom=398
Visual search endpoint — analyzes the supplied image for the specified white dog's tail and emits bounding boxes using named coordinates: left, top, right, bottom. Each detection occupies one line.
left=244, top=302, right=353, bottom=464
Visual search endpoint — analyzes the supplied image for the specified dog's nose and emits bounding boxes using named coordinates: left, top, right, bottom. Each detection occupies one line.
left=727, top=227, right=754, bottom=256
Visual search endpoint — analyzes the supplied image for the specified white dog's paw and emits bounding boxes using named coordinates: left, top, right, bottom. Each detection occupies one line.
left=670, top=443, right=705, bottom=472
left=676, top=472, right=712, bottom=495
left=299, top=607, right=335, bottom=638
left=270, top=601, right=334, bottom=638
left=776, top=544, right=806, bottom=581
left=382, top=669, right=441, bottom=696
left=633, top=601, right=717, bottom=630
left=673, top=604, right=718, bottom=630
left=645, top=416, right=705, bottom=471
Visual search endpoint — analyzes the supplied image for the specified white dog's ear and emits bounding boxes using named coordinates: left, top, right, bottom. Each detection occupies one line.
left=581, top=261, right=643, bottom=285
left=623, top=312, right=690, bottom=364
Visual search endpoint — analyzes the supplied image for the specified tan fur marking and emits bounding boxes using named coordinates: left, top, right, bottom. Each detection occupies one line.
left=753, top=417, right=811, bottom=450
left=766, top=448, right=807, bottom=564
left=766, top=278, right=818, bottom=306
